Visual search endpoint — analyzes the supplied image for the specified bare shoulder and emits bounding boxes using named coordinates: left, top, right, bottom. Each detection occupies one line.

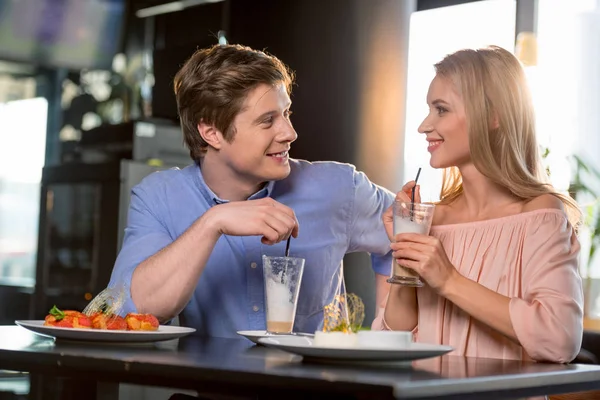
left=522, top=194, right=565, bottom=213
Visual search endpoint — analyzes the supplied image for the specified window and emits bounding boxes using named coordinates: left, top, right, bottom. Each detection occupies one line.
left=535, top=0, right=600, bottom=284
left=0, top=95, right=47, bottom=285
left=535, top=0, right=598, bottom=192
left=402, top=0, right=517, bottom=201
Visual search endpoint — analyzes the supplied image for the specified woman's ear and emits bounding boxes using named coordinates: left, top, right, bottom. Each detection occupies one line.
left=491, top=114, right=500, bottom=130
left=197, top=121, right=223, bottom=150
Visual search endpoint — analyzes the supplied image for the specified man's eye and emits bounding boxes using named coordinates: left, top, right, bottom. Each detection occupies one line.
left=262, top=117, right=273, bottom=125
left=284, top=110, right=293, bottom=118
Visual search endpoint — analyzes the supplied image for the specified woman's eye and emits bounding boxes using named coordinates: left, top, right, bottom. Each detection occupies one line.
left=436, top=106, right=447, bottom=115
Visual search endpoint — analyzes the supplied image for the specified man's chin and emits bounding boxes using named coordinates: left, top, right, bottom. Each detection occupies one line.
left=265, top=166, right=291, bottom=182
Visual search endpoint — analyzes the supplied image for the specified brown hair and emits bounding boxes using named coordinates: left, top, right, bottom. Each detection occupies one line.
left=173, top=44, right=295, bottom=161
left=434, top=46, right=581, bottom=227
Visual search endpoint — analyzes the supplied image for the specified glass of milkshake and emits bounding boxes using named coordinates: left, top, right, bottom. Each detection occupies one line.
left=262, top=255, right=305, bottom=334
left=387, top=201, right=435, bottom=286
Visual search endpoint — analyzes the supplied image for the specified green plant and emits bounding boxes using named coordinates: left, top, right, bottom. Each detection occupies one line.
left=568, top=155, right=600, bottom=279
left=541, top=147, right=600, bottom=313
left=560, top=154, right=600, bottom=317
left=541, top=146, right=600, bottom=274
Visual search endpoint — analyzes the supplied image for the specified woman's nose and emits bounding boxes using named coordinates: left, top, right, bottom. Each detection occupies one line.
left=418, top=118, right=433, bottom=134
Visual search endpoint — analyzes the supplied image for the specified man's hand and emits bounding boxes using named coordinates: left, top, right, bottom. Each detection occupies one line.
left=204, top=197, right=299, bottom=245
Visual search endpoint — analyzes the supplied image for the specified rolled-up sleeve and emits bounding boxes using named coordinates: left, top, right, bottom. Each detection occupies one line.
left=347, top=169, right=394, bottom=276
left=509, top=213, right=583, bottom=363
left=109, top=185, right=174, bottom=315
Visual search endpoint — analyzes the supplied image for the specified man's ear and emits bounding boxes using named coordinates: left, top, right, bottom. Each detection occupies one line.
left=197, top=121, right=223, bottom=150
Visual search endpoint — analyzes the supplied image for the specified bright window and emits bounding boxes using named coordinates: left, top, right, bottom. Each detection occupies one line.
left=535, top=0, right=598, bottom=192
left=535, top=0, right=600, bottom=286
left=0, top=96, right=47, bottom=284
left=402, top=0, right=517, bottom=201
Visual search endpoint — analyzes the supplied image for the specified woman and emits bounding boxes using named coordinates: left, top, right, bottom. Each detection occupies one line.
left=374, top=46, right=583, bottom=365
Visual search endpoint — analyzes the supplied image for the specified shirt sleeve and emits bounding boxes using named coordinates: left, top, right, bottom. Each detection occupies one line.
left=347, top=168, right=395, bottom=276
left=108, top=185, right=175, bottom=315
left=509, top=212, right=583, bottom=363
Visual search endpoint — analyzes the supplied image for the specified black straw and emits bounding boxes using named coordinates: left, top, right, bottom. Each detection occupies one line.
left=410, top=168, right=422, bottom=221
left=411, top=167, right=422, bottom=204
left=285, top=236, right=291, bottom=257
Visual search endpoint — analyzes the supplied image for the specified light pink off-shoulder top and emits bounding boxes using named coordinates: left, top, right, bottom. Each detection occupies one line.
left=373, top=209, right=584, bottom=364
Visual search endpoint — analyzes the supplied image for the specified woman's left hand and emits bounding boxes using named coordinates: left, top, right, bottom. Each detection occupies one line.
left=391, top=233, right=459, bottom=295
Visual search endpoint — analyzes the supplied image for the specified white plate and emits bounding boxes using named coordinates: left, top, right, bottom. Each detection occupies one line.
left=15, top=320, right=196, bottom=343
left=237, top=330, right=314, bottom=344
left=258, top=335, right=453, bottom=362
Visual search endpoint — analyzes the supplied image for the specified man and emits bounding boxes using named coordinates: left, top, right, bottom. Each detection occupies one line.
left=109, top=44, right=394, bottom=338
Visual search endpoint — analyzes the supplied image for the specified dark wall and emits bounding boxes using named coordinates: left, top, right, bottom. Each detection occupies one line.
left=151, top=2, right=226, bottom=124
left=228, top=0, right=361, bottom=164
left=149, top=0, right=361, bottom=164
left=227, top=0, right=414, bottom=326
left=141, top=0, right=414, bottom=325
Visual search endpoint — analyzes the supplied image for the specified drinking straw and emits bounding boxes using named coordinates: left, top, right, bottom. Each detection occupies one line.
left=410, top=168, right=422, bottom=221
left=285, top=236, right=291, bottom=257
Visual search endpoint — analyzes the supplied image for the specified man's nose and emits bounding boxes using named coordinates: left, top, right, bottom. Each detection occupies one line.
left=280, top=121, right=297, bottom=142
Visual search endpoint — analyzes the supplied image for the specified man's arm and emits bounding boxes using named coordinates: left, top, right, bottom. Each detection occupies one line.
left=346, top=168, right=395, bottom=323
left=111, top=187, right=298, bottom=322
left=130, top=212, right=220, bottom=322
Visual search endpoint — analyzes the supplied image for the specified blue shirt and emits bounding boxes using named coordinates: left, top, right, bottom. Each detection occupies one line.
left=110, top=159, right=394, bottom=338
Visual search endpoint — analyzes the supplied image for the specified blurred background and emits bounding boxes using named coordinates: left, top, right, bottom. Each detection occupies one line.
left=1, top=0, right=600, bottom=397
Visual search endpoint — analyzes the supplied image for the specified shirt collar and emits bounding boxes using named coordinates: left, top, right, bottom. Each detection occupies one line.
left=195, top=163, right=275, bottom=205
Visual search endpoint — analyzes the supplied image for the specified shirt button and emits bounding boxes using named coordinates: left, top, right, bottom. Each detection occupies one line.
left=252, top=305, right=259, bottom=312
left=251, top=262, right=257, bottom=269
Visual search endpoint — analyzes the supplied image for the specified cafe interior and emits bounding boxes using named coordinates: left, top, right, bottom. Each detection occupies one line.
left=2, top=0, right=600, bottom=399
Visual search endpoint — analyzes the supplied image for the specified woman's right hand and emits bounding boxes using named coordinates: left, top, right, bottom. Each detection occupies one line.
left=383, top=181, right=421, bottom=241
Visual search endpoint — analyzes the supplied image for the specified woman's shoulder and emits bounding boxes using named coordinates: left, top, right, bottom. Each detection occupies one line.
left=431, top=194, right=567, bottom=229
left=522, top=193, right=565, bottom=213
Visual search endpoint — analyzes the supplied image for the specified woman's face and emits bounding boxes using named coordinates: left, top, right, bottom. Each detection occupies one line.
left=418, top=76, right=470, bottom=169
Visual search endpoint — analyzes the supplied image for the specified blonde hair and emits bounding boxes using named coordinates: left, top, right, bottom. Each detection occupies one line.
left=434, top=46, right=581, bottom=227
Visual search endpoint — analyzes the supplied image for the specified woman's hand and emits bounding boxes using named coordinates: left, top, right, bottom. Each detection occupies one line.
left=383, top=181, right=421, bottom=241
left=391, top=233, right=459, bottom=295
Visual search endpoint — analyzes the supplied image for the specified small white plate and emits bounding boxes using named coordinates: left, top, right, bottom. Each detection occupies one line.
left=236, top=330, right=314, bottom=344
left=258, top=335, right=453, bottom=362
left=15, top=320, right=196, bottom=343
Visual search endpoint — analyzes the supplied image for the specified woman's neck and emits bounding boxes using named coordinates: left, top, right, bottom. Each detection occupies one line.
left=453, top=164, right=522, bottom=220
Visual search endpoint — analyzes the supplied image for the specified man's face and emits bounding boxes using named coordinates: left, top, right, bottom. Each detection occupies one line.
left=217, top=83, right=297, bottom=186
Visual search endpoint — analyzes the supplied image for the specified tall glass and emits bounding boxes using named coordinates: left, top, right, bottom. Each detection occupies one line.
left=262, top=255, right=305, bottom=334
left=387, top=201, right=435, bottom=286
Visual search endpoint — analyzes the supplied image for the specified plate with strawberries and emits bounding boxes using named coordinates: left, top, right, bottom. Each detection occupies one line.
left=15, top=306, right=195, bottom=343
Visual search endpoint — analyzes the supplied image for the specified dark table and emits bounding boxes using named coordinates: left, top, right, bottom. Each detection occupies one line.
left=1, top=325, right=600, bottom=400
